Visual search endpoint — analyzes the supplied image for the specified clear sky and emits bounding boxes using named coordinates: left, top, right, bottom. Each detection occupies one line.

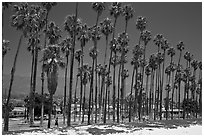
left=2, top=2, right=202, bottom=91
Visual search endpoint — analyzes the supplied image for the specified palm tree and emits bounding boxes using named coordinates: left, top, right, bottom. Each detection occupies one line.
left=147, top=54, right=155, bottom=120
left=88, top=46, right=98, bottom=124
left=153, top=34, right=164, bottom=120
left=160, top=39, right=169, bottom=120
left=176, top=41, right=185, bottom=119
left=42, top=44, right=65, bottom=128
left=167, top=46, right=176, bottom=119
left=191, top=60, right=198, bottom=100
left=81, top=64, right=91, bottom=123
left=92, top=2, right=105, bottom=123
left=88, top=25, right=102, bottom=123
left=74, top=49, right=83, bottom=121
left=77, top=24, right=91, bottom=121
left=120, top=4, right=133, bottom=122
left=40, top=2, right=57, bottom=126
left=100, top=17, right=114, bottom=123
left=131, top=44, right=144, bottom=121
left=122, top=4, right=134, bottom=33
left=60, top=37, right=72, bottom=124
left=92, top=2, right=105, bottom=26
left=108, top=2, right=123, bottom=122
left=64, top=3, right=81, bottom=126
left=138, top=30, right=151, bottom=120
left=145, top=65, right=151, bottom=116
left=117, top=32, right=129, bottom=122
left=136, top=16, right=147, bottom=45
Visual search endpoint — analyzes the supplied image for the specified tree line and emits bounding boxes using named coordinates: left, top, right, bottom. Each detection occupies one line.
left=2, top=2, right=202, bottom=132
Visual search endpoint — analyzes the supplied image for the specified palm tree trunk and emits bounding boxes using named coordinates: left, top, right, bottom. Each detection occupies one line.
left=171, top=72, right=175, bottom=119
left=88, top=59, right=94, bottom=125
left=103, top=36, right=109, bottom=124
left=134, top=66, right=138, bottom=120
left=67, top=2, right=78, bottom=127
left=82, top=84, right=86, bottom=123
left=4, top=35, right=23, bottom=132
left=79, top=45, right=84, bottom=121
left=117, top=63, right=121, bottom=123
left=74, top=74, right=79, bottom=122
left=160, top=51, right=166, bottom=120
left=63, top=55, right=68, bottom=124
left=129, top=67, right=135, bottom=122
left=30, top=43, right=39, bottom=127
left=40, top=11, right=49, bottom=127
left=112, top=53, right=116, bottom=122
left=145, top=74, right=149, bottom=115
left=48, top=93, right=53, bottom=128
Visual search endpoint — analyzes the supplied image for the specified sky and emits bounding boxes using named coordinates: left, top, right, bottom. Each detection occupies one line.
left=1, top=2, right=202, bottom=95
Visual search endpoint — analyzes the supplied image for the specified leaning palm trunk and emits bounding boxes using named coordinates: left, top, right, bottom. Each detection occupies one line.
left=67, top=2, right=78, bottom=127
left=171, top=71, right=175, bottom=119
left=3, top=35, right=23, bottom=132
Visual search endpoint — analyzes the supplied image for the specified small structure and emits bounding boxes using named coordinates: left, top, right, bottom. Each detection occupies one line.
left=9, top=107, right=25, bottom=118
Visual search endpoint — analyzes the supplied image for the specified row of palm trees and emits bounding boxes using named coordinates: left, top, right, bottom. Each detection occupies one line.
left=2, top=2, right=202, bottom=132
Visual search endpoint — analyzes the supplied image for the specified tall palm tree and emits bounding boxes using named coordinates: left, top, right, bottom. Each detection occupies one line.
left=167, top=46, right=176, bottom=119
left=92, top=2, right=105, bottom=123
left=77, top=24, right=91, bottom=121
left=100, top=17, right=114, bottom=123
left=81, top=64, right=91, bottom=123
left=120, top=4, right=133, bottom=122
left=108, top=2, right=123, bottom=122
left=89, top=25, right=102, bottom=123
left=145, top=65, right=151, bottom=116
left=191, top=60, right=198, bottom=100
left=131, top=44, right=144, bottom=121
left=40, top=2, right=57, bottom=126
left=60, top=37, right=72, bottom=124
left=160, top=39, right=169, bottom=120
left=88, top=46, right=98, bottom=124
left=117, top=32, right=129, bottom=122
left=42, top=44, right=65, bottom=128
left=64, top=3, right=81, bottom=126
left=153, top=34, right=164, bottom=120
left=138, top=30, right=151, bottom=120
left=74, top=49, right=83, bottom=121
left=110, top=39, right=119, bottom=122
left=148, top=54, right=157, bottom=120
